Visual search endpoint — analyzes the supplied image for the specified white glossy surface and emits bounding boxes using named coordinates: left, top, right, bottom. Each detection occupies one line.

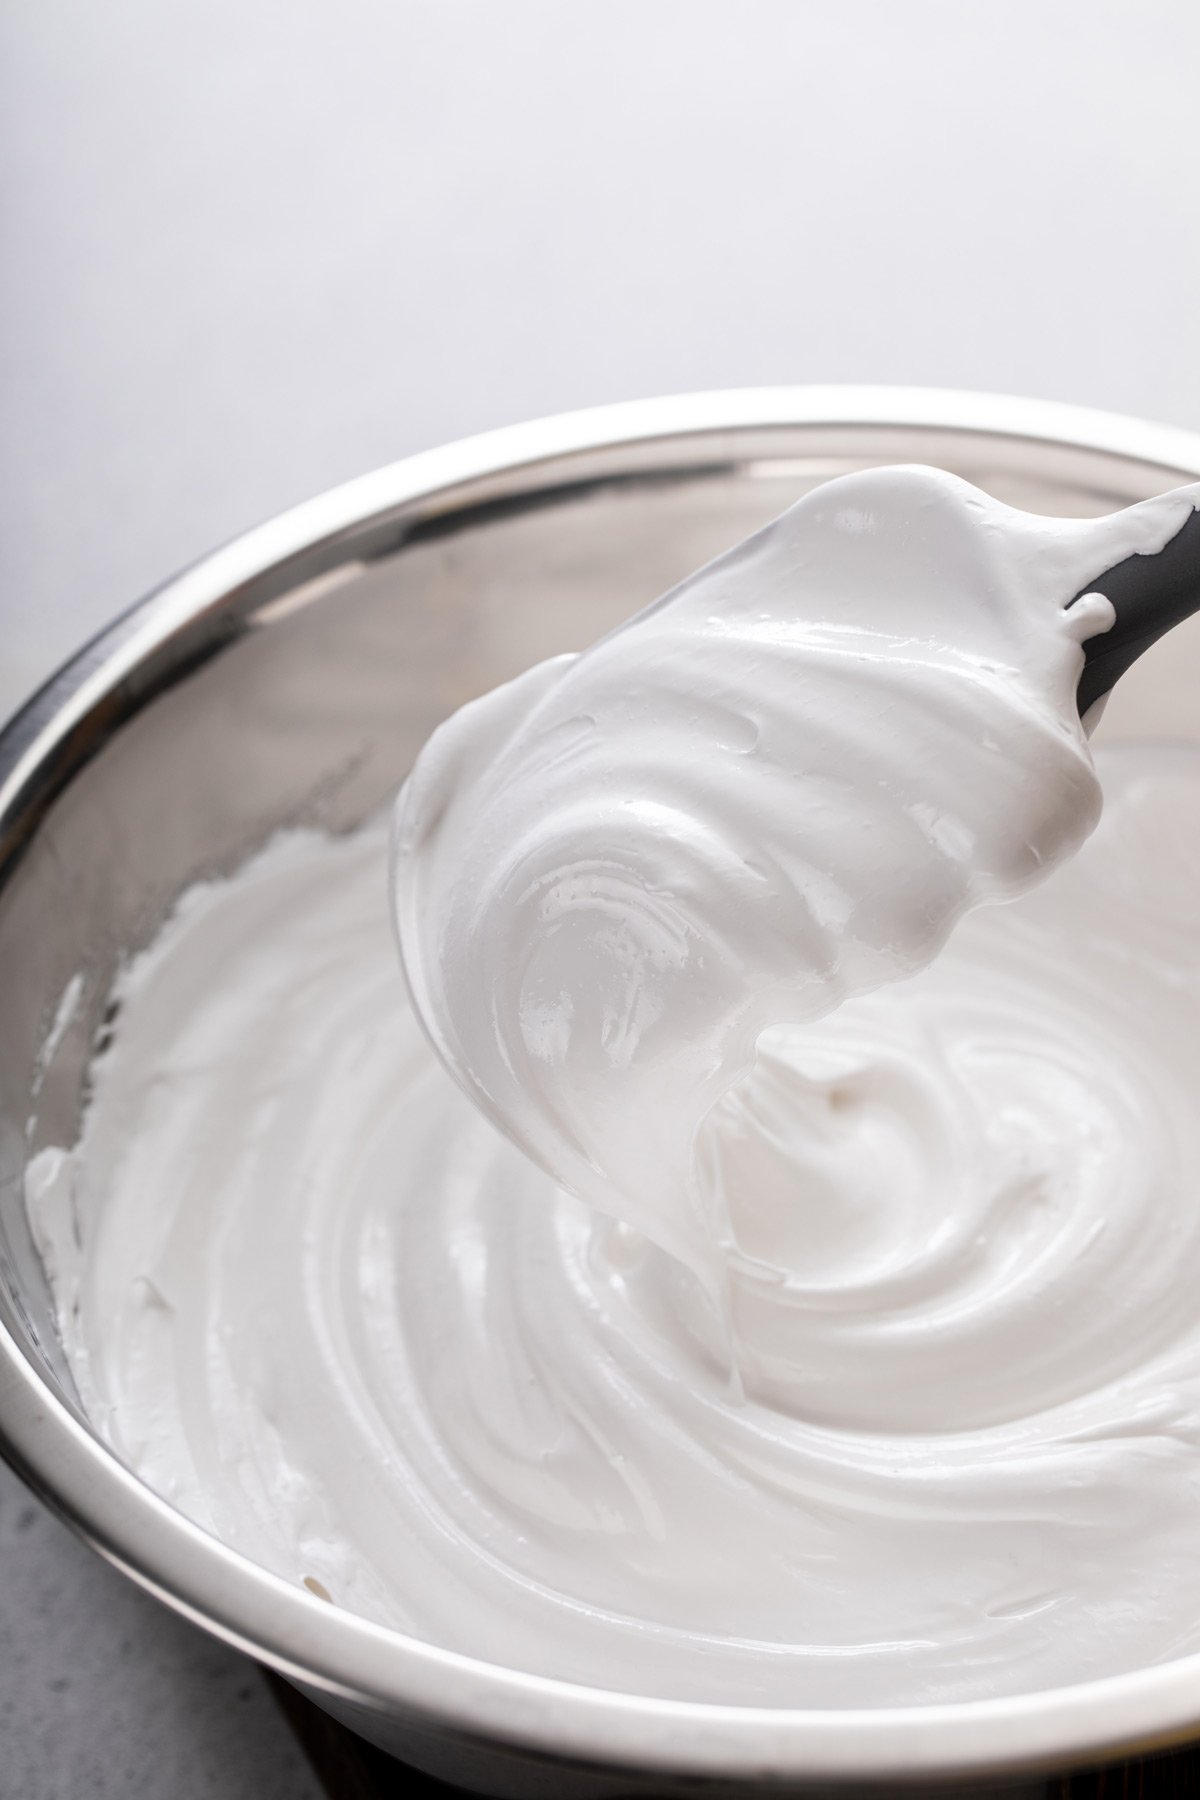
left=31, top=743, right=1200, bottom=1708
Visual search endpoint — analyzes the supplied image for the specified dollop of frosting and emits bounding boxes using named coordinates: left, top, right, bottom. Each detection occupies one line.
left=391, top=466, right=1190, bottom=1281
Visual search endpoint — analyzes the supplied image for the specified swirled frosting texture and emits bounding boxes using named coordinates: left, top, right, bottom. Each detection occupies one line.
left=28, top=750, right=1200, bottom=1704
left=391, top=467, right=1191, bottom=1275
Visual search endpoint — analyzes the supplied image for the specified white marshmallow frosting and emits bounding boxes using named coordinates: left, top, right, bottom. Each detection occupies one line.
left=28, top=466, right=1200, bottom=1708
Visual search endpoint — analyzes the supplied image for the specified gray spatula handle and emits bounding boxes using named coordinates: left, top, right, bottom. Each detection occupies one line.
left=1077, top=502, right=1200, bottom=716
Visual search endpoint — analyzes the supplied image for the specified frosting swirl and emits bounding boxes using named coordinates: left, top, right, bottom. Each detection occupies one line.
left=392, top=466, right=1190, bottom=1280
left=29, top=750, right=1200, bottom=1705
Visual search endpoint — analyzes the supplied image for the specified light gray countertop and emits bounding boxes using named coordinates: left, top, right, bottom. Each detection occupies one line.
left=2, top=2, right=1200, bottom=1794
left=0, top=1460, right=320, bottom=1800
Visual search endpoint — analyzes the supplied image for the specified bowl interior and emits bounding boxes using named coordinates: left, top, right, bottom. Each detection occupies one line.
left=3, top=401, right=1200, bottom=1787
left=4, top=411, right=1199, bottom=1412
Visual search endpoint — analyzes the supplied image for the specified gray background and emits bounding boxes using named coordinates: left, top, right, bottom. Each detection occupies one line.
left=2, top=2, right=1200, bottom=1795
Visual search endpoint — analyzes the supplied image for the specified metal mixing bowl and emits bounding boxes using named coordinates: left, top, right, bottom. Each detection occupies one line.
left=4, top=389, right=1200, bottom=1798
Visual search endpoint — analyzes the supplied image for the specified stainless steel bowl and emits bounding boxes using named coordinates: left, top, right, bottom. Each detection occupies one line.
left=5, top=389, right=1200, bottom=1798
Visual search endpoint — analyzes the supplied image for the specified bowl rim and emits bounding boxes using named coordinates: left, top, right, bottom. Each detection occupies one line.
left=6, top=384, right=1200, bottom=1786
